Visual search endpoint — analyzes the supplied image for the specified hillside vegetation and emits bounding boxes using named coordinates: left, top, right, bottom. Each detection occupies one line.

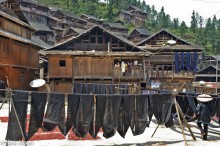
left=37, top=0, right=220, bottom=55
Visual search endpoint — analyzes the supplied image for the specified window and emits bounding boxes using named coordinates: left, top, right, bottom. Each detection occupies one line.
left=59, top=60, right=66, bottom=67
left=90, top=37, right=96, bottom=43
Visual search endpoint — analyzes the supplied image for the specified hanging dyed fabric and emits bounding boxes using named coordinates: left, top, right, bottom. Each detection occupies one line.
left=6, top=91, right=29, bottom=141
left=149, top=94, right=173, bottom=127
left=175, top=52, right=179, bottom=73
left=89, top=95, right=107, bottom=138
left=74, top=94, right=94, bottom=138
left=186, top=52, right=191, bottom=71
left=102, top=95, right=122, bottom=138
left=66, top=94, right=80, bottom=135
left=180, top=52, right=184, bottom=71
left=43, top=93, right=65, bottom=135
left=193, top=52, right=198, bottom=73
left=117, top=95, right=132, bottom=138
left=130, top=95, right=150, bottom=135
left=27, top=92, right=47, bottom=140
left=74, top=82, right=83, bottom=93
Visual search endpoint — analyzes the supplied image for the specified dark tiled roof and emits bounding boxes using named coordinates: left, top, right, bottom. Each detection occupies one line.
left=69, top=27, right=86, bottom=34
left=21, top=0, right=49, bottom=9
left=128, top=5, right=142, bottom=12
left=135, top=28, right=151, bottom=36
left=29, top=22, right=53, bottom=32
left=0, top=9, right=35, bottom=30
left=45, top=25, right=147, bottom=52
left=118, top=10, right=133, bottom=15
left=137, top=28, right=192, bottom=46
left=57, top=10, right=87, bottom=22
left=81, top=14, right=103, bottom=22
left=31, top=36, right=52, bottom=48
left=107, top=23, right=127, bottom=29
left=0, top=28, right=44, bottom=48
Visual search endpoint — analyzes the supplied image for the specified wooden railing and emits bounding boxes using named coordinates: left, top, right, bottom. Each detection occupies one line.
left=113, top=66, right=144, bottom=79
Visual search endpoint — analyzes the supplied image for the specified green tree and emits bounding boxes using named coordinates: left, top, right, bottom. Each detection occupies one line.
left=190, top=10, right=197, bottom=33
left=180, top=21, right=188, bottom=36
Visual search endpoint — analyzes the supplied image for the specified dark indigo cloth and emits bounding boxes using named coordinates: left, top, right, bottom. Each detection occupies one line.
left=176, top=94, right=195, bottom=118
left=43, top=93, right=65, bottom=135
left=74, top=82, right=83, bottom=93
left=175, top=52, right=179, bottom=73
left=89, top=95, right=107, bottom=138
left=180, top=52, right=184, bottom=70
left=27, top=92, right=47, bottom=140
left=196, top=102, right=212, bottom=124
left=210, top=97, right=220, bottom=119
left=130, top=95, right=149, bottom=135
left=66, top=94, right=80, bottom=135
left=117, top=95, right=132, bottom=138
left=103, top=95, right=122, bottom=138
left=186, top=52, right=191, bottom=71
left=6, top=91, right=29, bottom=141
left=193, top=52, right=198, bottom=73
left=149, top=94, right=173, bottom=126
left=75, top=95, right=93, bottom=138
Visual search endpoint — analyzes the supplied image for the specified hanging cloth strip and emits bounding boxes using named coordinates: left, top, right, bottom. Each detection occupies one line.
left=149, top=94, right=173, bottom=127
left=175, top=52, right=179, bottom=73
left=193, top=52, right=198, bottom=73
left=66, top=94, right=80, bottom=135
left=74, top=94, right=94, bottom=138
left=89, top=95, right=107, bottom=138
left=180, top=52, right=185, bottom=71
left=130, top=95, right=150, bottom=135
left=186, top=52, right=191, bottom=71
left=27, top=92, right=47, bottom=140
left=102, top=95, right=122, bottom=138
left=6, top=91, right=29, bottom=141
left=43, top=93, right=65, bottom=135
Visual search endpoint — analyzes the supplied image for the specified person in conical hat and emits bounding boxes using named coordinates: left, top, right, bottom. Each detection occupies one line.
left=196, top=94, right=213, bottom=140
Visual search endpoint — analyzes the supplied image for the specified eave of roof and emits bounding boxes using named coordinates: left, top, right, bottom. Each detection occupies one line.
left=39, top=50, right=151, bottom=57
left=0, top=10, right=36, bottom=30
left=44, top=25, right=144, bottom=52
left=0, top=28, right=44, bottom=49
left=137, top=28, right=192, bottom=46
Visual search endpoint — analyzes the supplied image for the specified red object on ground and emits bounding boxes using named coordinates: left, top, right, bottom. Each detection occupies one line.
left=1, top=115, right=101, bottom=141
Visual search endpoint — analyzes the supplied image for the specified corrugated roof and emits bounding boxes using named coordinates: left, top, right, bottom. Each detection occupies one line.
left=29, top=22, right=53, bottom=32
left=0, top=28, right=44, bottom=48
left=0, top=9, right=35, bottom=30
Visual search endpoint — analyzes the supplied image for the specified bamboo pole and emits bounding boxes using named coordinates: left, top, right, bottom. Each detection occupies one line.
left=5, top=76, right=27, bottom=146
left=151, top=124, right=159, bottom=137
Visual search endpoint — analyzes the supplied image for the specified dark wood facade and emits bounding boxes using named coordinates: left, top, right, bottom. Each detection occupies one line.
left=80, top=14, right=103, bottom=27
left=40, top=26, right=150, bottom=93
left=103, top=23, right=128, bottom=37
left=0, top=9, right=43, bottom=90
left=137, top=29, right=203, bottom=91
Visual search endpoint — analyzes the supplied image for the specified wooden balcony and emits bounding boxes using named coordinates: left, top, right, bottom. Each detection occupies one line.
left=113, top=66, right=144, bottom=80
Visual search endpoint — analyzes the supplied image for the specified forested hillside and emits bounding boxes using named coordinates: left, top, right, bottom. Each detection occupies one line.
left=37, top=0, right=220, bottom=55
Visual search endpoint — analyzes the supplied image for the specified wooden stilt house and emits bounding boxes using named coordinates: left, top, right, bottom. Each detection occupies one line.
left=0, top=9, right=44, bottom=90
left=137, top=29, right=203, bottom=91
left=39, top=25, right=151, bottom=93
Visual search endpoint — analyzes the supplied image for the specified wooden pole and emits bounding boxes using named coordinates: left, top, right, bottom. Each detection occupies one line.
left=173, top=94, right=187, bottom=146
left=151, top=124, right=159, bottom=137
left=5, top=76, right=27, bottom=146
left=176, top=102, right=196, bottom=140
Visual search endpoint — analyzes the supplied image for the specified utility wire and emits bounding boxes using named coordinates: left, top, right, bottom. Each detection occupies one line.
left=194, top=0, right=220, bottom=4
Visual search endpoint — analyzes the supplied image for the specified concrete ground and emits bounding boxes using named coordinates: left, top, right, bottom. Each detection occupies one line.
left=0, top=103, right=220, bottom=146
